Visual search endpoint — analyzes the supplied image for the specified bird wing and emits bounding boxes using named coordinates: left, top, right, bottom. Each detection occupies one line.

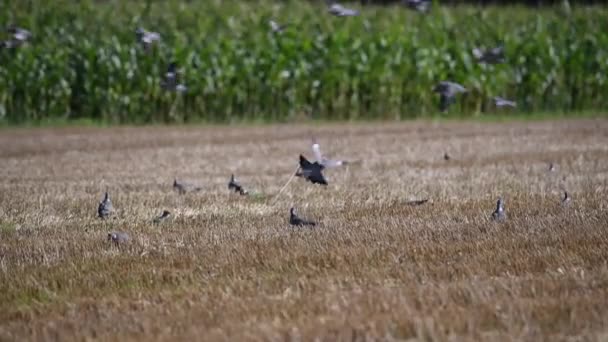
left=299, top=155, right=313, bottom=169
left=312, top=142, right=323, bottom=163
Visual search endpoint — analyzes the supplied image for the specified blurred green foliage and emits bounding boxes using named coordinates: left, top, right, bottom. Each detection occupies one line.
left=1, top=0, right=607, bottom=124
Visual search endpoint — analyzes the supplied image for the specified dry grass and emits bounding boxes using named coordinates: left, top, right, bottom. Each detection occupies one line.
left=1, top=119, right=608, bottom=341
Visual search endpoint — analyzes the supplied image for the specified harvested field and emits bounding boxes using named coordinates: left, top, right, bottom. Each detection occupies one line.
left=1, top=119, right=608, bottom=341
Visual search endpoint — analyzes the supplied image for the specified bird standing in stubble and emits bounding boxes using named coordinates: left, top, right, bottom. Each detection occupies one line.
left=107, top=232, right=130, bottom=246
left=98, top=192, right=113, bottom=219
left=153, top=210, right=171, bottom=224
left=491, top=197, right=506, bottom=222
left=228, top=174, right=249, bottom=195
left=289, top=207, right=317, bottom=227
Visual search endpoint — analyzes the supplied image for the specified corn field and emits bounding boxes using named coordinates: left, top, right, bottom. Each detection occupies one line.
left=1, top=0, right=608, bottom=124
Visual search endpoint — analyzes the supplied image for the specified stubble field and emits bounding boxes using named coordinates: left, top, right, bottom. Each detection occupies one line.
left=1, top=119, right=608, bottom=341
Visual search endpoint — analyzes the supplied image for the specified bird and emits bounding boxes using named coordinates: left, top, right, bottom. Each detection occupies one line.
left=494, top=96, right=517, bottom=108
left=311, top=138, right=349, bottom=169
left=561, top=191, right=572, bottom=207
left=289, top=207, right=317, bottom=227
left=403, top=0, right=431, bottom=13
left=173, top=179, right=202, bottom=194
left=327, top=2, right=360, bottom=17
left=472, top=45, right=505, bottom=64
left=491, top=197, right=506, bottom=222
left=443, top=152, right=451, bottom=161
left=161, top=62, right=187, bottom=93
left=269, top=20, right=290, bottom=33
left=548, top=162, right=556, bottom=172
left=97, top=192, right=113, bottom=219
left=107, top=232, right=130, bottom=246
left=135, top=27, right=161, bottom=52
left=228, top=174, right=248, bottom=195
left=433, top=81, right=467, bottom=112
left=405, top=199, right=429, bottom=206
left=296, top=155, right=328, bottom=186
left=153, top=210, right=171, bottom=224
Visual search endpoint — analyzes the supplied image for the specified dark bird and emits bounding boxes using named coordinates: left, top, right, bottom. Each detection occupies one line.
left=561, top=191, right=572, bottom=207
left=161, top=62, right=187, bottom=93
left=228, top=174, right=249, bottom=195
left=472, top=45, right=505, bottom=64
left=107, top=232, right=130, bottom=246
left=433, top=81, right=467, bottom=112
left=327, top=2, right=360, bottom=16
left=153, top=210, right=171, bottom=224
left=97, top=192, right=113, bottom=219
left=494, top=96, right=517, bottom=108
left=403, top=0, right=431, bottom=13
left=135, top=27, right=160, bottom=52
left=444, top=152, right=451, bottom=161
left=296, top=155, right=328, bottom=186
left=491, top=197, right=506, bottom=222
left=173, top=179, right=202, bottom=194
left=312, top=138, right=349, bottom=169
left=289, top=207, right=317, bottom=227
left=269, top=20, right=291, bottom=33
left=405, top=199, right=429, bottom=206
left=548, top=162, right=556, bottom=172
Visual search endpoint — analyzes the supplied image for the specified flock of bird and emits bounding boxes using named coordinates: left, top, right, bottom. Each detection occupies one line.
left=99, top=137, right=572, bottom=246
left=3, top=0, right=519, bottom=113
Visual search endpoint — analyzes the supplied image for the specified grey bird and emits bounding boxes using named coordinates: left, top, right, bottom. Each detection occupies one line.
left=327, top=2, right=360, bottom=17
left=153, top=210, right=171, bottom=224
left=561, top=191, right=572, bottom=207
left=494, top=96, right=517, bottom=108
left=107, top=232, right=130, bottom=246
left=269, top=20, right=291, bottom=33
left=548, top=162, right=556, bottom=172
left=3, top=25, right=32, bottom=49
left=228, top=174, right=249, bottom=195
left=98, top=192, right=113, bottom=219
left=312, top=138, right=349, bottom=169
left=472, top=45, right=505, bottom=64
left=173, top=179, right=202, bottom=194
left=403, top=0, right=431, bottom=13
left=161, top=62, right=187, bottom=93
left=491, top=197, right=506, bottom=222
left=406, top=199, right=429, bottom=206
left=296, top=155, right=328, bottom=186
left=135, top=27, right=161, bottom=52
left=289, top=207, right=317, bottom=227
left=433, top=81, right=467, bottom=112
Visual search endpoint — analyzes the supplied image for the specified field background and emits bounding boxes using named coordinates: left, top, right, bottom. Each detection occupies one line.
left=2, top=0, right=608, bottom=124
left=1, top=119, right=608, bottom=340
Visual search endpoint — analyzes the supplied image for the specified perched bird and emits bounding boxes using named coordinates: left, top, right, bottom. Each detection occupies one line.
left=561, top=191, right=572, bottom=207
left=173, top=179, right=202, bottom=194
left=311, top=138, right=349, bottom=169
left=289, top=207, right=317, bottom=227
left=472, top=45, right=505, bottom=64
left=491, top=197, right=506, bottom=222
left=153, top=210, right=171, bottom=224
left=403, top=0, right=431, bottom=13
left=98, top=192, right=113, bottom=219
left=228, top=174, right=249, bottom=195
left=269, top=20, right=290, bottom=33
left=327, top=2, right=360, bottom=17
left=405, top=199, right=429, bottom=206
left=433, top=81, right=467, bottom=112
left=107, top=232, right=130, bottom=246
left=135, top=27, right=161, bottom=52
left=296, top=155, right=328, bottom=186
left=494, top=96, right=517, bottom=108
left=161, top=62, right=187, bottom=93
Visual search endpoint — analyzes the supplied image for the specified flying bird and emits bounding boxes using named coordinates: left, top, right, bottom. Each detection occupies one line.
left=98, top=192, right=113, bottom=219
left=107, top=232, right=130, bottom=246
left=296, top=155, right=328, bottom=186
left=3, top=25, right=32, bottom=49
left=269, top=20, right=290, bottom=33
left=153, top=210, right=171, bottom=224
left=289, top=207, right=317, bottom=227
left=403, top=0, right=431, bottom=13
left=327, top=2, right=360, bottom=17
left=311, top=138, right=349, bottom=169
left=491, top=197, right=506, bottom=222
left=161, top=62, right=187, bottom=93
left=228, top=174, right=249, bottom=195
left=494, top=96, right=517, bottom=108
left=433, top=81, right=467, bottom=112
left=472, top=45, right=505, bottom=64
left=135, top=27, right=161, bottom=52
left=173, top=179, right=202, bottom=194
